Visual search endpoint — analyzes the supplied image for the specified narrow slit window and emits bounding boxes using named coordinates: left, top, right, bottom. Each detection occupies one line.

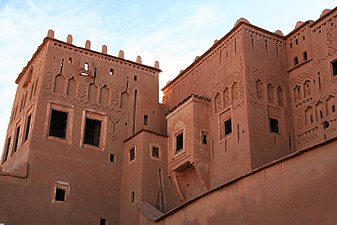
left=143, top=115, right=148, bottom=126
left=331, top=60, right=337, bottom=77
left=25, top=114, right=32, bottom=142
left=84, top=118, right=101, bottom=147
left=3, top=137, right=11, bottom=163
left=49, top=110, right=68, bottom=139
left=109, top=154, right=115, bottom=163
left=303, top=51, right=308, bottom=61
left=129, top=147, right=135, bottom=161
left=13, top=125, right=21, bottom=153
left=131, top=191, right=135, bottom=203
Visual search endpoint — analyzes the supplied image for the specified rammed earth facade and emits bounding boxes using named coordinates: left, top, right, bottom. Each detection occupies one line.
left=1, top=7, right=337, bottom=225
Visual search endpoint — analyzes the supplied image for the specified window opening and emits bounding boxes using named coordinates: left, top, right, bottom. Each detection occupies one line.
left=293, top=57, right=299, bottom=66
left=295, top=39, right=298, bottom=45
left=332, top=105, right=336, bottom=113
left=3, top=137, right=11, bottom=163
left=55, top=188, right=66, bottom=202
left=201, top=131, right=208, bottom=144
left=224, top=118, right=232, bottom=136
left=49, top=110, right=68, bottom=139
left=332, top=60, right=337, bottom=76
left=68, top=57, right=72, bottom=63
left=13, top=125, right=21, bottom=153
left=84, top=63, right=89, bottom=71
left=176, top=132, right=183, bottom=152
left=134, top=75, right=137, bottom=81
left=303, top=51, right=308, bottom=61
left=109, top=154, right=115, bottom=163
left=109, top=68, right=114, bottom=75
left=25, top=114, right=32, bottom=142
left=100, top=218, right=106, bottom=225
left=84, top=118, right=101, bottom=147
left=129, top=147, right=135, bottom=161
left=270, top=118, right=279, bottom=133
left=323, top=121, right=330, bottom=129
left=152, top=146, right=159, bottom=158
left=143, top=115, right=148, bottom=126
left=320, top=110, right=323, bottom=119
left=131, top=191, right=135, bottom=203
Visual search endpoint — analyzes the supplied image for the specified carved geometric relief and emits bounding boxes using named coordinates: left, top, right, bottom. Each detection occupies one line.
left=326, top=95, right=336, bottom=115
left=54, top=74, right=66, bottom=94
left=214, top=92, right=222, bottom=113
left=315, top=101, right=324, bottom=120
left=256, top=79, right=263, bottom=99
left=231, top=82, right=238, bottom=102
left=294, top=85, right=301, bottom=102
left=77, top=83, right=87, bottom=101
left=88, top=83, right=98, bottom=102
left=223, top=88, right=230, bottom=108
left=267, top=83, right=274, bottom=104
left=66, top=77, right=77, bottom=97
left=277, top=85, right=284, bottom=107
left=305, top=106, right=314, bottom=126
left=303, top=80, right=311, bottom=98
left=99, top=85, right=110, bottom=105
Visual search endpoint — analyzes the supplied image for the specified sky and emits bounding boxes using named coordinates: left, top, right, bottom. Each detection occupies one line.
left=0, top=0, right=336, bottom=152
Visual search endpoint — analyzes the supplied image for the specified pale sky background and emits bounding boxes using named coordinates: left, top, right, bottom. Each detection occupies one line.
left=0, top=0, right=336, bottom=152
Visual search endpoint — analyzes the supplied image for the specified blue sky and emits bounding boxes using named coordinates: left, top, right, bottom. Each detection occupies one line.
left=0, top=0, right=336, bottom=150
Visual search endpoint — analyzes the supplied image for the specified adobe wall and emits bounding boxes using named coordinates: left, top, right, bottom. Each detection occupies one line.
left=139, top=140, right=337, bottom=225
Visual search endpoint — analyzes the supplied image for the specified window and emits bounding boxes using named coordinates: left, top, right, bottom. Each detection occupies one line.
left=143, top=115, right=148, bottom=126
left=24, top=114, right=32, bottom=142
left=224, top=118, right=232, bottom=136
left=130, top=191, right=135, bottom=203
left=100, top=218, right=106, bottom=225
left=109, top=154, right=115, bottom=163
left=68, top=57, right=72, bottom=63
left=2, top=136, right=11, bottom=163
left=176, top=132, right=183, bottom=152
left=295, top=39, right=298, bottom=45
left=293, top=57, right=299, bottom=66
left=84, top=118, right=101, bottom=147
left=323, top=121, right=330, bottom=129
left=303, top=51, right=308, bottom=61
left=331, top=60, right=337, bottom=76
left=55, top=188, right=66, bottom=202
left=201, top=131, right=208, bottom=144
left=13, top=125, right=21, bottom=153
left=129, top=147, right=135, bottom=161
left=269, top=118, right=279, bottom=133
left=49, top=110, right=68, bottom=139
left=134, top=75, right=138, bottom=81
left=109, top=68, right=114, bottom=75
left=332, top=105, right=336, bottom=113
left=152, top=146, right=159, bottom=158
left=84, top=63, right=89, bottom=71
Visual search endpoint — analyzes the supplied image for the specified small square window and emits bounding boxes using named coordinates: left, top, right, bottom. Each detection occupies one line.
left=49, top=110, right=68, bottom=139
left=152, top=146, right=159, bottom=158
left=55, top=188, right=66, bottom=202
left=331, top=60, right=337, bottom=76
left=224, top=119, right=232, bottom=136
left=84, top=118, right=101, bottom=147
left=270, top=118, right=279, bottom=133
left=176, top=132, right=183, bottom=152
left=129, top=147, right=135, bottom=161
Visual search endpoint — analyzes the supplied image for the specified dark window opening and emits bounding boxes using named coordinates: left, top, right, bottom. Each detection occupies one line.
left=332, top=61, right=337, bottom=76
left=152, top=146, right=159, bottom=158
left=270, top=118, right=279, bottom=133
left=109, top=154, right=115, bottom=163
left=49, top=110, right=68, bottom=139
left=295, top=39, right=298, bottom=45
left=320, top=110, right=323, bottom=119
left=202, top=134, right=207, bottom=144
left=129, top=147, right=135, bottom=161
left=109, top=68, right=114, bottom=75
left=3, top=137, right=11, bottom=163
left=176, top=133, right=183, bottom=152
left=84, top=118, right=101, bottom=147
left=134, top=75, right=137, bottom=81
left=68, top=57, right=72, bottom=63
left=293, top=57, right=299, bottom=66
left=143, top=115, right=148, bottom=126
left=323, top=121, right=330, bottom=129
left=224, top=119, right=232, bottom=136
left=55, top=188, right=66, bottom=202
left=332, top=105, right=336, bottom=113
left=303, top=51, right=308, bottom=61
left=13, top=126, right=21, bottom=153
left=25, top=114, right=32, bottom=142
left=290, top=42, right=292, bottom=48
left=310, top=115, right=314, bottom=124
left=100, top=218, right=106, bottom=225
left=131, top=191, right=135, bottom=203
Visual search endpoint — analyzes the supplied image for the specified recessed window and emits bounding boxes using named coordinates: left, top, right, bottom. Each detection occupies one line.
left=332, top=105, right=336, bottom=113
left=129, top=147, right=135, bottom=161
left=84, top=63, right=89, bottom=71
left=293, top=57, right=299, bottom=66
left=290, top=42, right=292, bottom=49
left=84, top=118, right=101, bottom=147
left=130, top=191, right=135, bottom=203
left=24, top=114, right=32, bottom=142
left=13, top=125, right=21, bottom=153
left=323, top=121, right=330, bottom=129
left=201, top=131, right=208, bottom=144
left=143, top=115, right=148, bottom=126
left=303, top=51, right=308, bottom=61
left=152, top=146, right=159, bottom=158
left=176, top=132, right=183, bottom=152
left=68, top=57, right=72, bottom=63
left=2, top=136, right=11, bottom=163
left=49, top=110, right=68, bottom=139
left=269, top=118, right=279, bottom=133
left=295, top=39, right=298, bottom=45
left=109, top=154, right=115, bottom=163
left=331, top=60, right=337, bottom=76
left=109, top=68, right=114, bottom=75
left=100, top=218, right=106, bottom=225
left=224, top=118, right=232, bottom=136
left=55, top=187, right=66, bottom=202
